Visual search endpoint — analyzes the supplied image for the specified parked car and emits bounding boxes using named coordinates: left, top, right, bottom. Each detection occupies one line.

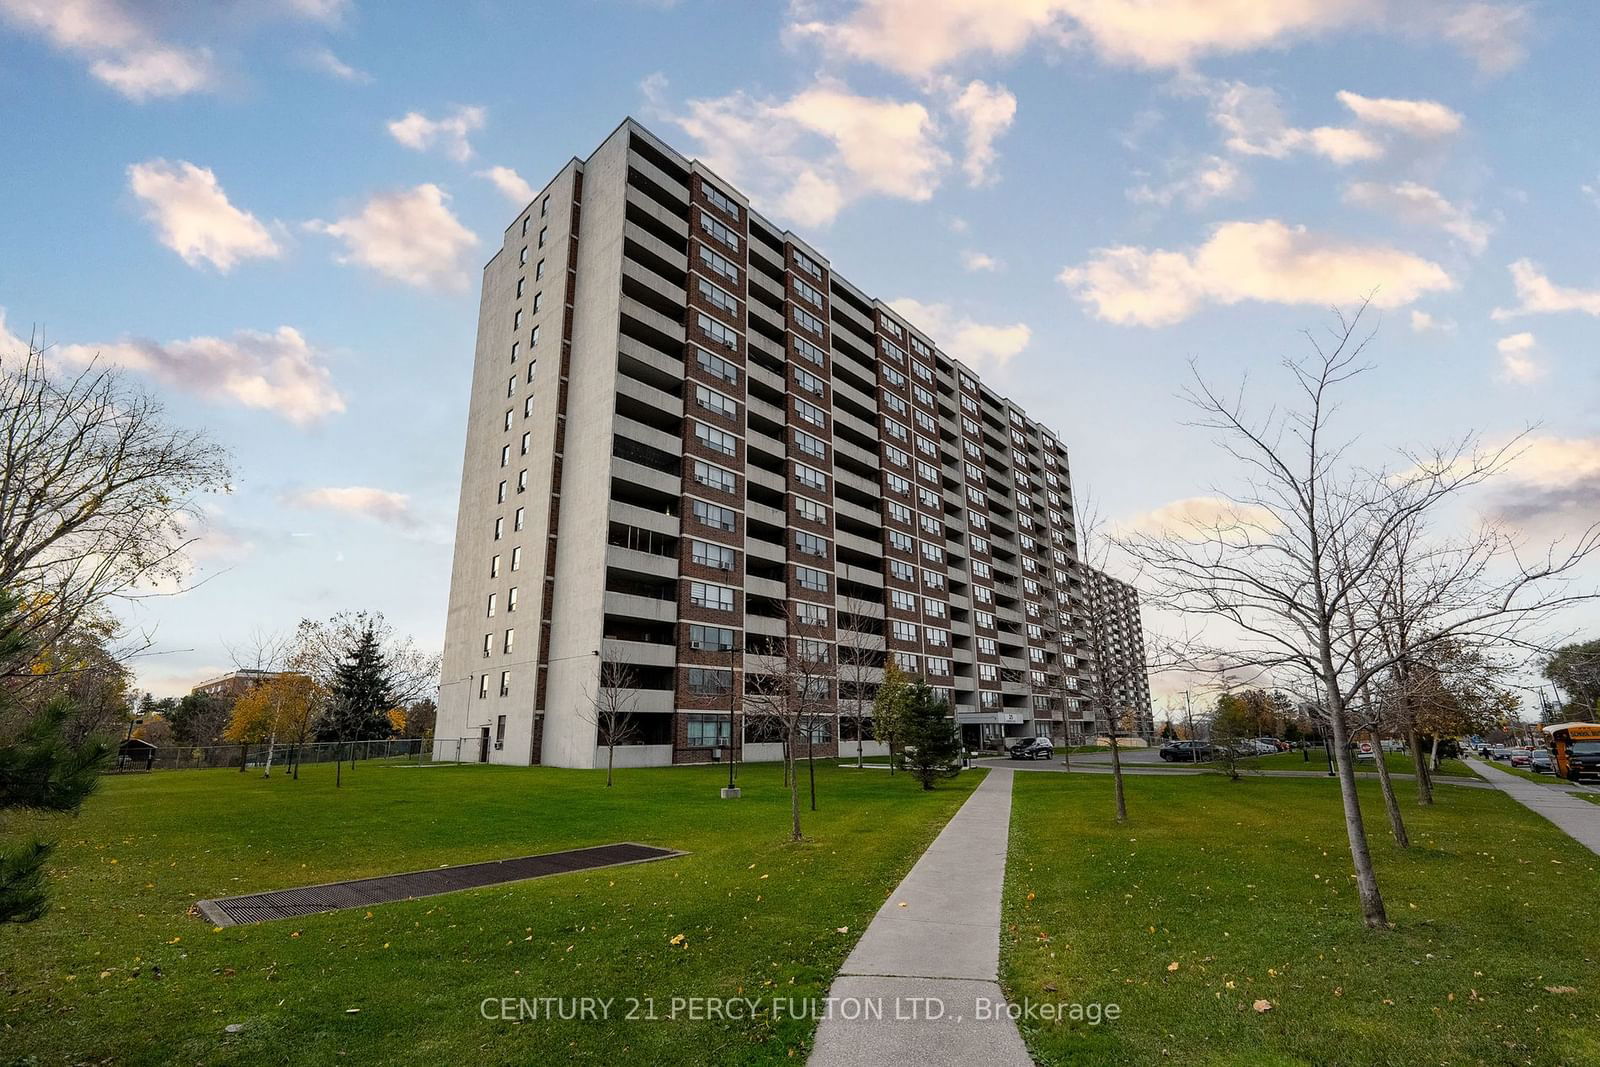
left=1491, top=746, right=1515, bottom=761
left=1257, top=737, right=1290, bottom=752
left=1510, top=749, right=1533, bottom=768
left=1159, top=740, right=1214, bottom=762
left=1008, top=736, right=1055, bottom=761
left=1530, top=749, right=1554, bottom=774
left=1246, top=739, right=1278, bottom=755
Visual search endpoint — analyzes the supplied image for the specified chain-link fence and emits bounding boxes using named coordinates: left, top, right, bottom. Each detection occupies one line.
left=109, top=736, right=484, bottom=773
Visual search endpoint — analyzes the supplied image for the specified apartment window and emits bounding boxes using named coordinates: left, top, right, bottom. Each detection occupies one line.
left=910, top=337, right=931, bottom=358
left=524, top=396, right=534, bottom=418
left=972, top=534, right=990, bottom=555
left=482, top=633, right=493, bottom=658
left=979, top=664, right=998, bottom=683
left=923, top=570, right=945, bottom=591
left=521, top=217, right=529, bottom=236
left=796, top=602, right=828, bottom=626
left=700, top=210, right=740, bottom=250
left=793, top=429, right=826, bottom=460
left=514, top=507, right=525, bottom=531
left=916, top=461, right=939, bottom=483
left=511, top=546, right=521, bottom=571
left=690, top=581, right=735, bottom=611
left=881, top=339, right=905, bottom=363
left=891, top=620, right=918, bottom=643
left=499, top=672, right=511, bottom=699
left=700, top=243, right=740, bottom=284
left=881, top=317, right=904, bottom=340
left=972, top=560, right=992, bottom=580
left=695, top=383, right=740, bottom=419
left=924, top=598, right=946, bottom=619
left=882, top=365, right=906, bottom=388
left=795, top=566, right=829, bottom=592
left=490, top=553, right=501, bottom=578
left=497, top=481, right=507, bottom=504
left=517, top=469, right=528, bottom=493
left=698, top=312, right=740, bottom=350
left=687, top=713, right=731, bottom=747
left=498, top=444, right=509, bottom=466
left=890, top=590, right=915, bottom=611
left=479, top=674, right=489, bottom=699
left=691, top=539, right=735, bottom=571
left=519, top=247, right=528, bottom=265
left=893, top=652, right=919, bottom=673
left=915, top=435, right=937, bottom=458
left=511, top=341, right=520, bottom=363
left=698, top=276, right=739, bottom=314
left=507, top=587, right=519, bottom=612
left=504, top=628, right=515, bottom=653
left=540, top=195, right=549, bottom=217
left=921, top=542, right=944, bottom=563
left=976, top=610, right=996, bottom=631
left=915, top=410, right=936, bottom=433
left=486, top=593, right=497, bottom=618
left=703, top=181, right=739, bottom=217
left=885, top=472, right=911, bottom=495
left=796, top=463, right=828, bottom=492
left=530, top=292, right=543, bottom=315
left=792, top=306, right=825, bottom=337
left=506, top=377, right=517, bottom=399
left=926, top=657, right=951, bottom=676
left=889, top=559, right=915, bottom=582
left=694, top=460, right=737, bottom=493
left=794, top=496, right=828, bottom=524
left=692, top=499, right=736, bottom=532
left=530, top=325, right=541, bottom=348
left=978, top=637, right=999, bottom=657
left=975, top=585, right=993, bottom=604
left=689, top=624, right=735, bottom=652
left=917, top=486, right=939, bottom=510
left=888, top=530, right=914, bottom=553
left=884, top=445, right=910, bottom=468
left=1029, top=647, right=1048, bottom=664
left=964, top=441, right=982, bottom=461
left=688, top=667, right=733, bottom=696
left=793, top=249, right=823, bottom=280
left=794, top=397, right=826, bottom=428
left=694, top=421, right=738, bottom=457
left=920, top=514, right=941, bottom=537
left=520, top=431, right=531, bottom=456
left=793, top=335, right=825, bottom=367
left=883, top=392, right=907, bottom=417
left=883, top=418, right=909, bottom=442
left=798, top=638, right=831, bottom=665
left=493, top=517, right=504, bottom=540
left=793, top=277, right=824, bottom=308
left=537, top=226, right=547, bottom=247
left=794, top=531, right=829, bottom=558
left=967, top=486, right=985, bottom=506
left=887, top=501, right=912, bottom=524
left=516, top=278, right=525, bottom=299
left=961, top=394, right=979, bottom=415
left=925, top=627, right=949, bottom=647
left=696, top=347, right=740, bottom=385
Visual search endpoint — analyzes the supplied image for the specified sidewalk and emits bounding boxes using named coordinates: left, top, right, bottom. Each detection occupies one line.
left=1468, top=757, right=1600, bottom=856
left=808, top=767, right=1032, bottom=1067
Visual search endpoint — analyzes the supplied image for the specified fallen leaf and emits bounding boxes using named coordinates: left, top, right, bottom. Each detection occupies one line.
left=1167, top=962, right=1180, bottom=972
left=1253, top=1000, right=1273, bottom=1014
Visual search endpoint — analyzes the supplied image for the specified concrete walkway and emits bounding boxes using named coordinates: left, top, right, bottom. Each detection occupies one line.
left=1467, top=757, right=1600, bottom=856
left=968, top=757, right=1490, bottom=789
left=809, top=767, right=1032, bottom=1067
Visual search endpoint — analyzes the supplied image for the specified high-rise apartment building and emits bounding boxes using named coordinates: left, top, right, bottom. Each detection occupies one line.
left=436, top=119, right=1129, bottom=767
left=1083, top=568, right=1156, bottom=743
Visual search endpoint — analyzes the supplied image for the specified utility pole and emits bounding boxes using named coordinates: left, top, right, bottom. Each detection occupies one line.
left=721, top=641, right=740, bottom=799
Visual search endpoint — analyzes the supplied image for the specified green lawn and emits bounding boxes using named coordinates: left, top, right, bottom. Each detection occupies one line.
left=1235, top=749, right=1480, bottom=779
left=1001, top=772, right=1600, bottom=1066
left=1481, top=760, right=1566, bottom=786
left=2, top=759, right=979, bottom=1065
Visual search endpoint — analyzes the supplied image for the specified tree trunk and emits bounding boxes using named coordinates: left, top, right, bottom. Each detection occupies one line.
left=1324, top=682, right=1389, bottom=929
left=606, top=742, right=615, bottom=787
left=1109, top=726, right=1128, bottom=823
left=808, top=745, right=817, bottom=812
left=788, top=750, right=802, bottom=841
left=1369, top=728, right=1410, bottom=848
left=1406, top=725, right=1433, bottom=805
left=262, top=730, right=277, bottom=778
left=239, top=741, right=248, bottom=772
left=336, top=744, right=343, bottom=788
left=856, top=716, right=863, bottom=770
left=1429, top=734, right=1442, bottom=773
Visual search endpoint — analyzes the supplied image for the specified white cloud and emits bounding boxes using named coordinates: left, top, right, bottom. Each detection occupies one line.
left=944, top=79, right=1017, bottom=187
left=1116, top=495, right=1282, bottom=537
left=285, top=486, right=418, bottom=528
left=961, top=250, right=1001, bottom=272
left=1495, top=332, right=1542, bottom=383
left=0, top=0, right=356, bottom=100
left=1409, top=309, right=1455, bottom=333
left=477, top=165, right=536, bottom=205
left=1059, top=219, right=1453, bottom=327
left=1335, top=90, right=1462, bottom=137
left=647, top=75, right=948, bottom=227
left=785, top=1, right=1529, bottom=76
left=885, top=297, right=1030, bottom=374
left=1207, top=81, right=1379, bottom=164
left=1128, top=155, right=1244, bottom=208
left=304, top=46, right=370, bottom=83
left=1486, top=435, right=1600, bottom=532
left=306, top=184, right=478, bottom=290
left=1342, top=180, right=1490, bottom=253
left=51, top=324, right=345, bottom=424
left=386, top=106, right=486, bottom=163
left=1492, top=259, right=1600, bottom=320
left=127, top=159, right=281, bottom=271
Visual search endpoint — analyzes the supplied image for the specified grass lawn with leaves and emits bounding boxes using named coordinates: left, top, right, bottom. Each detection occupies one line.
left=2, top=759, right=979, bottom=1064
left=1002, top=772, right=1600, bottom=1066
left=1235, top=749, right=1480, bottom=779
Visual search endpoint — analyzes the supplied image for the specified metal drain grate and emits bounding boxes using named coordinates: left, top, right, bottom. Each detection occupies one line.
left=195, top=842, right=682, bottom=926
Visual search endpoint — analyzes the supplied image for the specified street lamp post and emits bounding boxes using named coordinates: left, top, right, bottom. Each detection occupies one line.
left=721, top=641, right=740, bottom=799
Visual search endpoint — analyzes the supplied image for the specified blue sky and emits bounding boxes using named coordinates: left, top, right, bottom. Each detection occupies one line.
left=2, top=1, right=1596, bottom=701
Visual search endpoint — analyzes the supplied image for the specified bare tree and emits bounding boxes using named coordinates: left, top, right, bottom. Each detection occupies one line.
left=743, top=608, right=837, bottom=841
left=579, top=651, right=638, bottom=787
left=1119, top=303, right=1600, bottom=929
left=0, top=339, right=231, bottom=685
left=835, top=595, right=883, bottom=769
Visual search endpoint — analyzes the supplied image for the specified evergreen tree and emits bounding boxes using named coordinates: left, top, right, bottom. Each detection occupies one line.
left=898, top=682, right=962, bottom=790
left=0, top=591, right=110, bottom=923
left=318, top=623, right=396, bottom=743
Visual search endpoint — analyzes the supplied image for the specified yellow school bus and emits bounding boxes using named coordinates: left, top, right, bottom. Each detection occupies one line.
left=1541, top=722, right=1600, bottom=782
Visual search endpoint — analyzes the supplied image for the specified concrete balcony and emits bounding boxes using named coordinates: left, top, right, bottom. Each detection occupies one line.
left=611, top=456, right=680, bottom=497
left=607, top=638, right=677, bottom=669
left=606, top=545, right=678, bottom=580
left=604, top=590, right=677, bottom=625
left=610, top=499, right=679, bottom=537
